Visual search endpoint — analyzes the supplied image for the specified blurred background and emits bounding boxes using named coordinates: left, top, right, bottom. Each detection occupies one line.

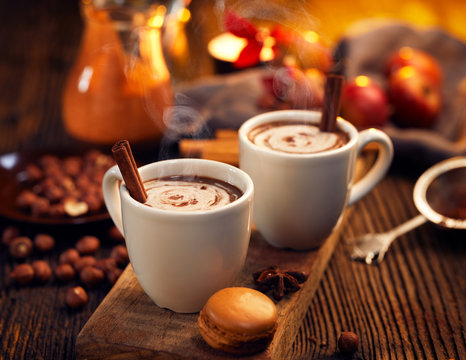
left=0, top=0, right=465, bottom=161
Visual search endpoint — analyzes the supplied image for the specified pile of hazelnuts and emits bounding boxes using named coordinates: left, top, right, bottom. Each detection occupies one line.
left=16, top=150, right=114, bottom=218
left=3, top=225, right=129, bottom=309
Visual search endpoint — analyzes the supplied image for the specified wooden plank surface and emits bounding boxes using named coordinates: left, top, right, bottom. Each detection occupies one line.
left=289, top=174, right=466, bottom=359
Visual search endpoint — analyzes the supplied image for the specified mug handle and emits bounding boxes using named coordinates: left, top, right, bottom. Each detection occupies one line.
left=102, top=165, right=125, bottom=236
left=347, top=129, right=394, bottom=206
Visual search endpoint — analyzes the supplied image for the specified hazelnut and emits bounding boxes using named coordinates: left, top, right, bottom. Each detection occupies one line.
left=85, top=183, right=101, bottom=197
left=48, top=203, right=65, bottom=217
left=338, top=331, right=359, bottom=354
left=44, top=185, right=65, bottom=202
left=24, top=163, right=43, bottom=182
left=80, top=266, right=104, bottom=288
left=55, top=263, right=76, bottom=282
left=34, top=234, right=55, bottom=252
left=30, top=197, right=50, bottom=216
left=43, top=164, right=62, bottom=179
left=32, top=183, right=44, bottom=195
left=65, top=286, right=88, bottom=308
left=2, top=226, right=20, bottom=246
left=75, top=236, right=100, bottom=255
left=36, top=177, right=56, bottom=196
left=16, top=190, right=37, bottom=208
left=110, top=245, right=129, bottom=266
left=95, top=258, right=117, bottom=273
left=107, top=267, right=123, bottom=285
left=32, top=260, right=52, bottom=283
left=75, top=174, right=92, bottom=191
left=82, top=194, right=103, bottom=212
left=108, top=226, right=125, bottom=242
left=63, top=157, right=82, bottom=177
left=74, top=256, right=97, bottom=272
left=84, top=150, right=101, bottom=163
left=91, top=169, right=106, bottom=185
left=59, top=248, right=80, bottom=265
left=94, top=153, right=113, bottom=169
left=39, top=154, right=60, bottom=168
left=9, top=236, right=33, bottom=259
left=10, top=264, right=35, bottom=285
left=61, top=177, right=76, bottom=193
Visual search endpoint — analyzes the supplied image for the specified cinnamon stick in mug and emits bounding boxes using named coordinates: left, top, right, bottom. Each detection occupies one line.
left=112, top=140, right=147, bottom=203
left=320, top=74, right=344, bottom=132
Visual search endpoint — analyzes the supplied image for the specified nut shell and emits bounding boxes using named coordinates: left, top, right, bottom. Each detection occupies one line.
left=9, top=237, right=33, bottom=259
left=80, top=266, right=104, bottom=288
left=32, top=260, right=52, bottom=283
left=55, top=264, right=76, bottom=282
left=34, top=234, right=55, bottom=252
left=110, top=245, right=129, bottom=266
left=75, top=236, right=100, bottom=255
left=107, top=267, right=123, bottom=285
left=338, top=331, right=359, bottom=354
left=74, top=256, right=97, bottom=272
left=95, top=258, right=117, bottom=273
left=10, top=264, right=35, bottom=285
left=2, top=226, right=20, bottom=246
left=59, top=248, right=80, bottom=265
left=65, top=286, right=88, bottom=308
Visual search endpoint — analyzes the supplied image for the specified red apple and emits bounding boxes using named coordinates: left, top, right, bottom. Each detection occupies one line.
left=340, top=76, right=389, bottom=128
left=385, top=47, right=443, bottom=86
left=388, top=66, right=441, bottom=128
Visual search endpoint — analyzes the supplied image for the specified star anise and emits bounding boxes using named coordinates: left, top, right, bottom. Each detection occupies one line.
left=253, top=266, right=308, bottom=300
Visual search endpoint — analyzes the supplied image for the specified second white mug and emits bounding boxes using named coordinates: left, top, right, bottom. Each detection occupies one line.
left=239, top=110, right=393, bottom=250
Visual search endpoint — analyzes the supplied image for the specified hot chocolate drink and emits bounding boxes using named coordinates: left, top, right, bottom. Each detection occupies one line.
left=144, top=175, right=243, bottom=211
left=247, top=121, right=349, bottom=154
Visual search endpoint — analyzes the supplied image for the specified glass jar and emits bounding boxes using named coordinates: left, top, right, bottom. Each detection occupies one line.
left=62, top=0, right=173, bottom=144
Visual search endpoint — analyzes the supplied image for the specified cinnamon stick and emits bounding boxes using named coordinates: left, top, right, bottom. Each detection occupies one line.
left=179, top=137, right=239, bottom=166
left=112, top=140, right=147, bottom=203
left=320, top=74, right=344, bottom=132
left=214, top=129, right=238, bottom=139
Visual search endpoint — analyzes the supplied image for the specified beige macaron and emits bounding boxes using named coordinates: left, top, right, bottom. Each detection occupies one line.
left=198, top=287, right=278, bottom=355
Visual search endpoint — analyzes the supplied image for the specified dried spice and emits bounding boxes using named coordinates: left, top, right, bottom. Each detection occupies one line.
left=253, top=265, right=308, bottom=300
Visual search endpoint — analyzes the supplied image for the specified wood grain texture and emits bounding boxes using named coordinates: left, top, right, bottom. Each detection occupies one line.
left=290, top=175, right=466, bottom=359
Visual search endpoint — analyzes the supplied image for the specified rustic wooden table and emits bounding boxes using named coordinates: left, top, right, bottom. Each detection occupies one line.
left=0, top=1, right=464, bottom=359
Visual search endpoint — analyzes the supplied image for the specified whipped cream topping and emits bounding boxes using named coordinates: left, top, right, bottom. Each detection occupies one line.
left=248, top=122, right=348, bottom=154
left=144, top=176, right=241, bottom=211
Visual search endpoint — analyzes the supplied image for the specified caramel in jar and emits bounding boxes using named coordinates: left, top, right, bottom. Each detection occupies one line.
left=63, top=2, right=172, bottom=144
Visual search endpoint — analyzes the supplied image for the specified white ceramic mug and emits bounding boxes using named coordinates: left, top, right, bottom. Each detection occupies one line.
left=239, top=110, right=393, bottom=250
left=103, top=158, right=254, bottom=313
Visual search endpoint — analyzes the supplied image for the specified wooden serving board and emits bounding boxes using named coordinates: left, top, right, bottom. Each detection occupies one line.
left=76, top=225, right=344, bottom=360
left=76, top=130, right=374, bottom=359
